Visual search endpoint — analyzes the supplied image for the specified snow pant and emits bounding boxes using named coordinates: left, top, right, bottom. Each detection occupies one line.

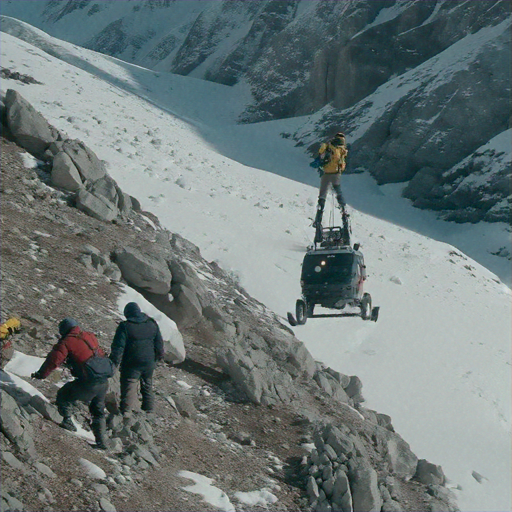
left=120, top=365, right=155, bottom=414
left=56, top=378, right=108, bottom=445
left=318, top=173, right=345, bottom=207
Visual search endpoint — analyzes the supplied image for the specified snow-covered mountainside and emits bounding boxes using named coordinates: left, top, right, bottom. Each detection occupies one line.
left=1, top=0, right=510, bottom=225
left=0, top=20, right=511, bottom=512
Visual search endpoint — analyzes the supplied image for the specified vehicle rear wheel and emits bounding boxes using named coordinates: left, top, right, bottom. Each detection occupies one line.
left=360, top=293, right=372, bottom=320
left=296, top=299, right=308, bottom=325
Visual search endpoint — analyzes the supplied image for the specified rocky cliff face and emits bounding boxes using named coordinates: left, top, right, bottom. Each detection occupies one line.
left=1, top=0, right=509, bottom=223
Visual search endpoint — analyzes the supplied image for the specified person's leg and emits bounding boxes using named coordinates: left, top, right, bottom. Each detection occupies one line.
left=314, top=197, right=326, bottom=227
left=56, top=380, right=85, bottom=431
left=140, top=367, right=155, bottom=412
left=318, top=174, right=330, bottom=202
left=120, top=368, right=141, bottom=414
left=89, top=380, right=108, bottom=449
left=331, top=175, right=345, bottom=209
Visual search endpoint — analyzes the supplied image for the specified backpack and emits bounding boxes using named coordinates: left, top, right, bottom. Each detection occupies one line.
left=79, top=333, right=115, bottom=381
left=321, top=143, right=347, bottom=174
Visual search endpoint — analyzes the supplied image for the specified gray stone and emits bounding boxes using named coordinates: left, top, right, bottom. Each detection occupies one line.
left=91, top=483, right=110, bottom=495
left=382, top=499, right=404, bottom=512
left=350, top=465, right=382, bottom=512
left=332, top=468, right=350, bottom=504
left=34, top=461, right=56, bottom=478
left=2, top=451, right=25, bottom=471
left=376, top=413, right=394, bottom=432
left=339, top=490, right=353, bottom=512
left=414, top=459, right=446, bottom=486
left=0, top=390, right=37, bottom=457
left=314, top=371, right=350, bottom=403
left=61, top=139, right=106, bottom=184
left=115, top=247, right=172, bottom=294
left=216, top=347, right=263, bottom=404
left=76, top=189, right=118, bottom=222
left=82, top=244, right=101, bottom=256
left=326, top=427, right=354, bottom=458
left=1, top=490, right=25, bottom=512
left=322, top=464, right=333, bottom=481
left=201, top=305, right=236, bottom=335
left=88, top=175, right=118, bottom=204
left=325, top=368, right=351, bottom=388
left=4, top=89, right=54, bottom=157
left=108, top=436, right=123, bottom=453
left=324, top=443, right=338, bottom=461
left=168, top=283, right=202, bottom=328
left=286, top=340, right=316, bottom=378
left=307, top=476, right=320, bottom=502
left=126, top=445, right=159, bottom=467
left=29, top=396, right=62, bottom=423
left=344, top=376, right=364, bottom=404
left=99, top=497, right=117, bottom=512
left=51, top=152, right=83, bottom=192
left=377, top=427, right=418, bottom=480
left=130, top=419, right=151, bottom=438
left=323, top=476, right=335, bottom=498
left=102, top=264, right=122, bottom=281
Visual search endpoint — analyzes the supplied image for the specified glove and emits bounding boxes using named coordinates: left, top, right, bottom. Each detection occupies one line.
left=31, top=371, right=44, bottom=380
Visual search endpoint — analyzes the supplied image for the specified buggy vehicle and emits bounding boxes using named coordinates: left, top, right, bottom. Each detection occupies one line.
left=287, top=223, right=379, bottom=326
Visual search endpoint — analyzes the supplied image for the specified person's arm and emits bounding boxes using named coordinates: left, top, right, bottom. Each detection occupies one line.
left=32, top=339, right=69, bottom=379
left=109, top=323, right=127, bottom=367
left=153, top=323, right=164, bottom=362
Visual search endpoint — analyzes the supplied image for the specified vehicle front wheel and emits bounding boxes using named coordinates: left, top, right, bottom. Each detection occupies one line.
left=360, top=293, right=372, bottom=320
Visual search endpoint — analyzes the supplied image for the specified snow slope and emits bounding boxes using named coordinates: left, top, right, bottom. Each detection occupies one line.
left=1, top=23, right=511, bottom=512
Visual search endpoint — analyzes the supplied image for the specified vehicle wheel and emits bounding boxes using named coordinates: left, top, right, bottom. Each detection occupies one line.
left=307, top=302, right=315, bottom=317
left=360, top=293, right=372, bottom=320
left=296, top=299, right=308, bottom=325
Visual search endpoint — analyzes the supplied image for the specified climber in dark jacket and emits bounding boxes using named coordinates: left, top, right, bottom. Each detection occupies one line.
left=110, top=302, right=164, bottom=414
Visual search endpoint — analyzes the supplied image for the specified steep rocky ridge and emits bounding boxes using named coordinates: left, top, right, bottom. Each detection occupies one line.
left=0, top=91, right=458, bottom=511
left=0, top=0, right=510, bottom=225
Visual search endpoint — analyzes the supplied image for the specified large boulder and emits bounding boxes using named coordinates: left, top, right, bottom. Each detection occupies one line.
left=349, top=463, right=382, bottom=512
left=314, top=370, right=350, bottom=403
left=168, top=283, right=203, bottom=329
left=375, top=427, right=418, bottom=480
left=414, top=459, right=446, bottom=486
left=0, top=389, right=37, bottom=458
left=216, top=346, right=294, bottom=405
left=61, top=139, right=106, bottom=184
left=114, top=247, right=172, bottom=294
left=76, top=189, right=118, bottom=222
left=3, top=89, right=55, bottom=157
left=51, top=151, right=83, bottom=192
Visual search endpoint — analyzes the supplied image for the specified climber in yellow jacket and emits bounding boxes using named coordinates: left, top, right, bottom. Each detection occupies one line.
left=314, top=132, right=348, bottom=228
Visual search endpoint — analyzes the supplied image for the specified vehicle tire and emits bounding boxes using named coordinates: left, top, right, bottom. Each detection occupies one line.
left=360, top=293, right=372, bottom=320
left=296, top=299, right=308, bottom=325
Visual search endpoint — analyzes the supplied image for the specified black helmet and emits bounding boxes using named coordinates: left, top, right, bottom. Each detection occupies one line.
left=332, top=133, right=346, bottom=146
left=58, top=317, right=78, bottom=336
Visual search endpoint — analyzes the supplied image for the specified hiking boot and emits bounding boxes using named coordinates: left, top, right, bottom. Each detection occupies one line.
left=91, top=418, right=108, bottom=450
left=60, top=417, right=77, bottom=432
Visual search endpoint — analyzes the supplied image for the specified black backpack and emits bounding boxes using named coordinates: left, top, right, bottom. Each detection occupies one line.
left=80, top=334, right=115, bottom=381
